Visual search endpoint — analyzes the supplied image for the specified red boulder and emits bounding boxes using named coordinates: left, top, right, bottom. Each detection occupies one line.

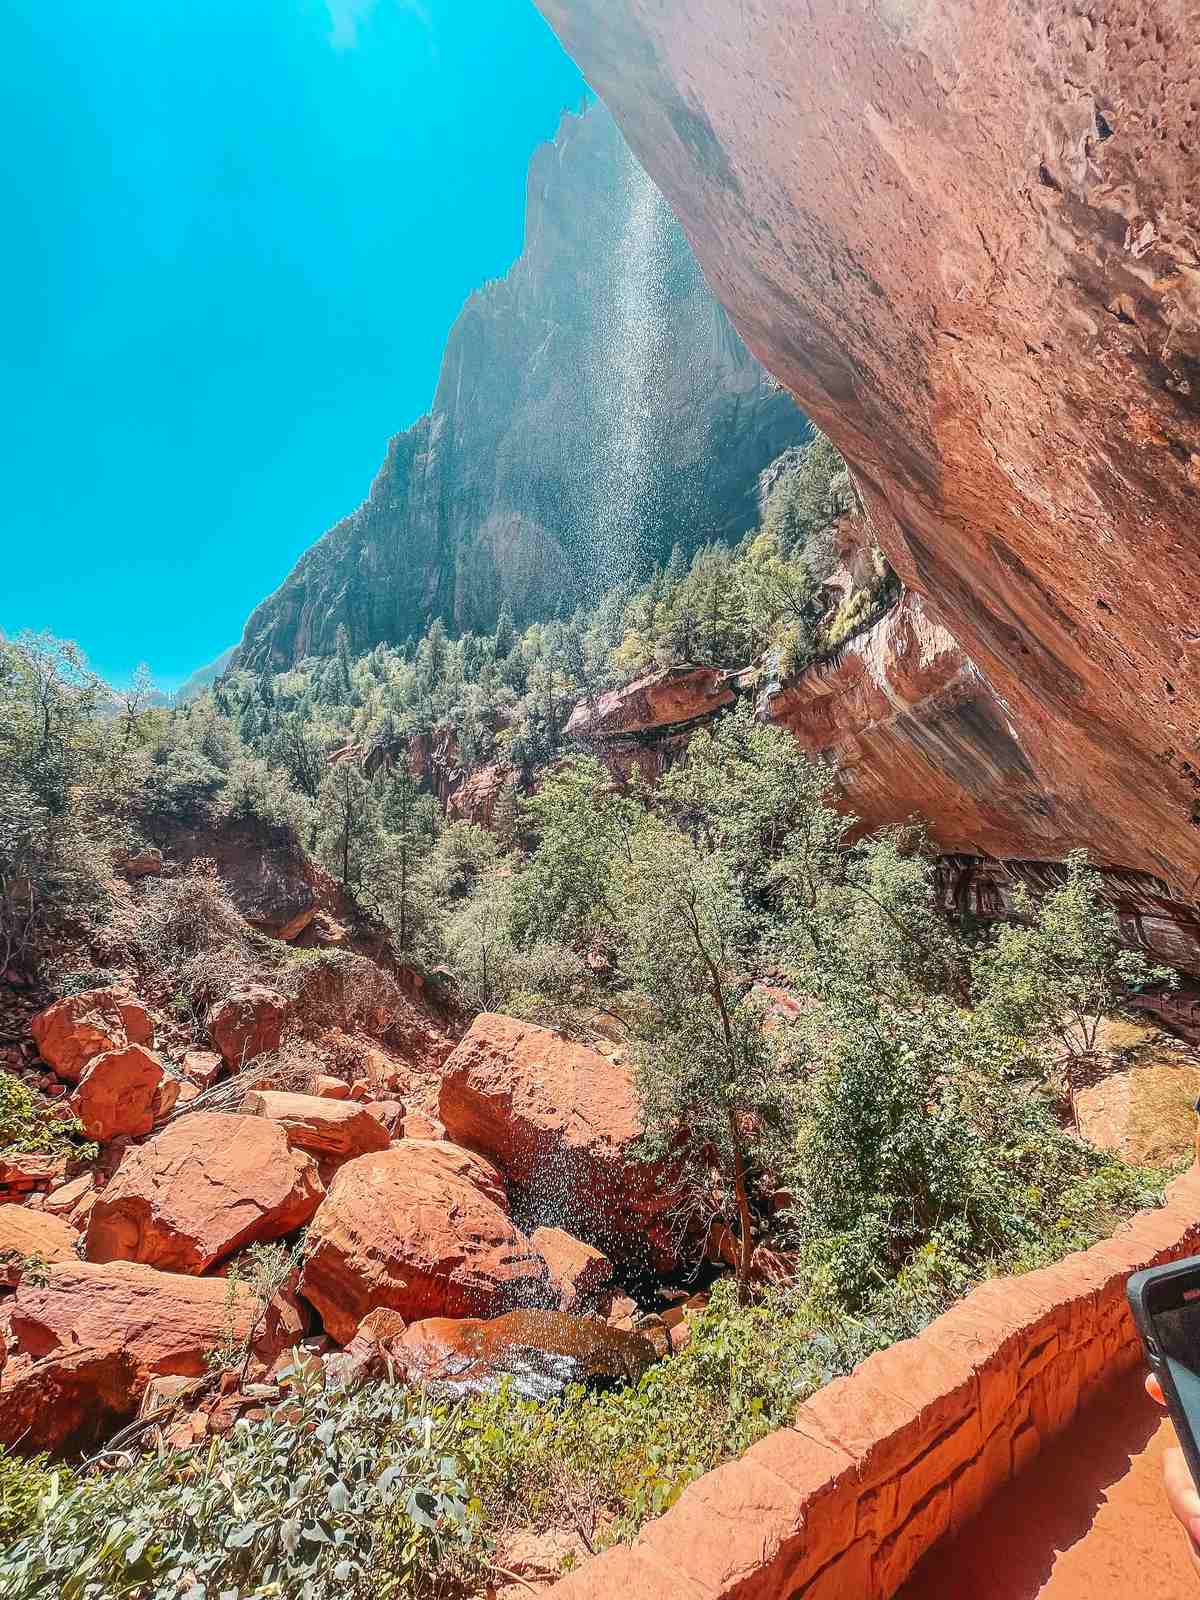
left=84, top=1112, right=323, bottom=1273
left=299, top=1140, right=550, bottom=1343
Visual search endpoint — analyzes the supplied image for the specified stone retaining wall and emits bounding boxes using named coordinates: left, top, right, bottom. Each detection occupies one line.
left=549, top=1166, right=1200, bottom=1600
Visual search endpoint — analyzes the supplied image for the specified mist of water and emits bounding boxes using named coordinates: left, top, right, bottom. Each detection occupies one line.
left=581, top=138, right=673, bottom=603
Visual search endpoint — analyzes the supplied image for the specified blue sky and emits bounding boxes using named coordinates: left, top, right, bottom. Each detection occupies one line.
left=0, top=0, right=587, bottom=688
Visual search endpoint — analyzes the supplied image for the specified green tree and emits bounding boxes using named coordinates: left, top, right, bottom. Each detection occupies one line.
left=612, top=820, right=794, bottom=1302
left=971, top=850, right=1174, bottom=1125
left=313, top=763, right=381, bottom=891
left=510, top=757, right=642, bottom=950
left=493, top=600, right=516, bottom=660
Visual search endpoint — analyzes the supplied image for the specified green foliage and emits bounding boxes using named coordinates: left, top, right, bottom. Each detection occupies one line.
left=0, top=1449, right=69, bottom=1551
left=206, top=1241, right=301, bottom=1378
left=0, top=1363, right=472, bottom=1600
left=972, top=850, right=1175, bottom=1063
left=0, top=1070, right=95, bottom=1163
left=510, top=757, right=641, bottom=950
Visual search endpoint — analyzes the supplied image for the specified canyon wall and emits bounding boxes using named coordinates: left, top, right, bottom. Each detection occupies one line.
left=235, top=102, right=805, bottom=673
left=534, top=0, right=1200, bottom=897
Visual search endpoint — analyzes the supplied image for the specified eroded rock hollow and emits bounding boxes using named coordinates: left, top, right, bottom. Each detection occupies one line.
left=535, top=0, right=1200, bottom=898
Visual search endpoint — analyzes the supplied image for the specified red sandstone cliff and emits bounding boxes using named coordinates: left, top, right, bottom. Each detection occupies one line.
left=534, top=0, right=1200, bottom=902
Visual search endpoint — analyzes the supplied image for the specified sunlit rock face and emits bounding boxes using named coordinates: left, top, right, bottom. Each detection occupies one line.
left=234, top=102, right=804, bottom=673
left=535, top=0, right=1200, bottom=895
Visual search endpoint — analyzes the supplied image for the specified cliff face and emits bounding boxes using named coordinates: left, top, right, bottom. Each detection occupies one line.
left=235, top=103, right=805, bottom=674
left=534, top=0, right=1200, bottom=895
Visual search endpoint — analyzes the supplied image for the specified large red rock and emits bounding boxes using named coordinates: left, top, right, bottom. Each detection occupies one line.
left=530, top=1226, right=613, bottom=1314
left=438, top=1014, right=682, bottom=1271
left=69, top=1043, right=170, bottom=1141
left=0, top=1347, right=141, bottom=1457
left=299, top=1140, right=551, bottom=1343
left=84, top=1113, right=324, bottom=1272
left=0, top=1205, right=79, bottom=1287
left=181, top=1048, right=224, bottom=1090
left=395, top=1311, right=656, bottom=1400
left=10, top=1259, right=305, bottom=1378
left=535, top=0, right=1200, bottom=896
left=0, top=1260, right=305, bottom=1453
left=205, top=986, right=289, bottom=1069
left=244, top=1089, right=391, bottom=1162
left=30, top=988, right=153, bottom=1083
left=564, top=665, right=735, bottom=741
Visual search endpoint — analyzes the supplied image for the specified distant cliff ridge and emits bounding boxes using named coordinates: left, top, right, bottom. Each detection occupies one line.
left=234, top=104, right=806, bottom=673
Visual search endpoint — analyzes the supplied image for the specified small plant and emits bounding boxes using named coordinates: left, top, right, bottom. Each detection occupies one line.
left=52, top=968, right=120, bottom=998
left=206, top=1239, right=302, bottom=1380
left=972, top=850, right=1176, bottom=1125
left=0, top=1070, right=95, bottom=1163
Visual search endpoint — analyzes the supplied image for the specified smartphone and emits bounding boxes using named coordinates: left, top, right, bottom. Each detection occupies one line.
left=1128, top=1256, right=1200, bottom=1491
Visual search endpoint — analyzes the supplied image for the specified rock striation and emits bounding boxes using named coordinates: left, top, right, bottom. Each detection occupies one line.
left=535, top=0, right=1200, bottom=898
left=234, top=102, right=805, bottom=672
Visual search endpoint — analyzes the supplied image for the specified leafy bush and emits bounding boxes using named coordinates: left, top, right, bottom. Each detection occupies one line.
left=0, top=1449, right=68, bottom=1550
left=0, top=1071, right=94, bottom=1162
left=140, top=746, right=226, bottom=823
left=0, top=1364, right=472, bottom=1600
left=215, top=753, right=312, bottom=847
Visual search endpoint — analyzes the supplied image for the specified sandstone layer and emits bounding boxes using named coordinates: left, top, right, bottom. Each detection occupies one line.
left=535, top=0, right=1200, bottom=897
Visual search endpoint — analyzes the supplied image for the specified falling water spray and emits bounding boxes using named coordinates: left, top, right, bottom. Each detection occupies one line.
left=581, top=135, right=672, bottom=603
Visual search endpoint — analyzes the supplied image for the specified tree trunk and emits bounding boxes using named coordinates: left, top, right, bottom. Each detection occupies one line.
left=727, top=1106, right=754, bottom=1306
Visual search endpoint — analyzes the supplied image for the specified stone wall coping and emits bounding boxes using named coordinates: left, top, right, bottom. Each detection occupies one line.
left=548, top=1165, right=1200, bottom=1599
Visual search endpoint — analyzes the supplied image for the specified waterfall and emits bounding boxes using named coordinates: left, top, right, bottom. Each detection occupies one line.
left=583, top=136, right=672, bottom=601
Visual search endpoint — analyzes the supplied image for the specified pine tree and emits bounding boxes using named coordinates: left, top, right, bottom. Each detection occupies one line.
left=493, top=600, right=516, bottom=660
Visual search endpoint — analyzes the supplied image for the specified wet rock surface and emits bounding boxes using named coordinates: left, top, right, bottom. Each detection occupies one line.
left=395, top=1310, right=657, bottom=1401
left=299, top=1140, right=552, bottom=1343
left=439, top=1014, right=685, bottom=1273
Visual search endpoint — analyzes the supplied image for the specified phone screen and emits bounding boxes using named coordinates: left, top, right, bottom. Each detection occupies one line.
left=1153, top=1289, right=1200, bottom=1421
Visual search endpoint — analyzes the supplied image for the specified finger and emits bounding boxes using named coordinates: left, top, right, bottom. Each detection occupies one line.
left=1147, top=1372, right=1165, bottom=1405
left=1164, top=1447, right=1200, bottom=1547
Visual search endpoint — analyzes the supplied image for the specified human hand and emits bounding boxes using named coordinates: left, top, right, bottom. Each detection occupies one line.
left=1146, top=1372, right=1200, bottom=1573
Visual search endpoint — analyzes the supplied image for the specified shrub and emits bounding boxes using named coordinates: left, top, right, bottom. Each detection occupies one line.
left=0, top=1448, right=68, bottom=1550
left=0, top=1071, right=95, bottom=1162
left=140, top=746, right=225, bottom=823
left=215, top=753, right=312, bottom=847
left=0, top=1364, right=472, bottom=1600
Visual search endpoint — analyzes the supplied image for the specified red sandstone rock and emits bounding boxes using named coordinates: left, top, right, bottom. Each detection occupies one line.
left=84, top=1112, right=324, bottom=1273
left=401, top=1111, right=445, bottom=1141
left=530, top=1225, right=613, bottom=1313
left=299, top=1140, right=551, bottom=1343
left=244, top=1089, right=390, bottom=1162
left=312, top=1073, right=350, bottom=1100
left=395, top=1310, right=655, bottom=1399
left=564, top=664, right=735, bottom=741
left=11, top=1258, right=304, bottom=1378
left=0, top=1205, right=79, bottom=1286
left=181, top=1047, right=224, bottom=1090
left=31, top=989, right=153, bottom=1083
left=43, top=1171, right=95, bottom=1221
left=0, top=1155, right=66, bottom=1198
left=69, top=1044, right=169, bottom=1142
left=439, top=1014, right=683, bottom=1271
left=0, top=1346, right=142, bottom=1457
left=119, top=847, right=163, bottom=878
left=205, top=986, right=289, bottom=1069
left=0, top=1260, right=304, bottom=1452
left=535, top=0, right=1200, bottom=894
left=363, top=1098, right=403, bottom=1136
